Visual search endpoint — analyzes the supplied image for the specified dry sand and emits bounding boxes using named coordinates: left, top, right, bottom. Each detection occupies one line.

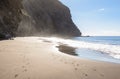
left=0, top=37, right=120, bottom=79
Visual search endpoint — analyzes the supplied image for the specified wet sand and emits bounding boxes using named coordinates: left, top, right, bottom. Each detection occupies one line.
left=56, top=44, right=77, bottom=56
left=0, top=37, right=120, bottom=79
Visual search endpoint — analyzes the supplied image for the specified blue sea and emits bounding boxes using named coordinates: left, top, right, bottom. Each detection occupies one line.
left=38, top=36, right=120, bottom=64
left=73, top=36, right=120, bottom=64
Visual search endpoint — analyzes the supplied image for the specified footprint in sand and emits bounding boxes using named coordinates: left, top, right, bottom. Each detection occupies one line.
left=76, top=63, right=79, bottom=67
left=22, top=68, right=28, bottom=72
left=22, top=66, right=25, bottom=68
left=71, top=62, right=75, bottom=65
left=28, top=77, right=30, bottom=79
left=93, top=68, right=97, bottom=71
left=22, top=65, right=28, bottom=72
left=74, top=63, right=79, bottom=66
left=24, top=69, right=27, bottom=72
left=81, top=73, right=88, bottom=77
left=73, top=63, right=79, bottom=70
left=92, top=68, right=104, bottom=77
left=84, top=73, right=88, bottom=77
left=75, top=68, right=78, bottom=70
left=14, top=74, right=18, bottom=78
left=100, top=73, right=104, bottom=77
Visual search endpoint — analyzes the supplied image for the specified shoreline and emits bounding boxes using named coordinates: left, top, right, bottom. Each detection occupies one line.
left=0, top=37, right=120, bottom=79
left=56, top=44, right=120, bottom=64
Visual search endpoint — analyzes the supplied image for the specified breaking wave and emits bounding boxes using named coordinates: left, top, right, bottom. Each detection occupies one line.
left=40, top=37, right=120, bottom=59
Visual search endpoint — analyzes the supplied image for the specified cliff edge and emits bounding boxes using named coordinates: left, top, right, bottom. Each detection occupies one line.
left=0, top=0, right=81, bottom=37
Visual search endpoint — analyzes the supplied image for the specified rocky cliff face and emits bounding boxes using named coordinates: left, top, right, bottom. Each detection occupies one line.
left=0, top=0, right=81, bottom=37
left=0, top=0, right=22, bottom=36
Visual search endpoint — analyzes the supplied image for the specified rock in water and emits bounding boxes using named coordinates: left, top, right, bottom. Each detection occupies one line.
left=0, top=0, right=81, bottom=37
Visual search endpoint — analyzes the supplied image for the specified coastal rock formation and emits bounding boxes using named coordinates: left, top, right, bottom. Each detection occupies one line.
left=0, top=0, right=81, bottom=37
left=0, top=0, right=22, bottom=36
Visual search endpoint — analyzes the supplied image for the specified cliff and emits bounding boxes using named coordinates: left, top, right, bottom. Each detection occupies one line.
left=0, top=0, right=81, bottom=37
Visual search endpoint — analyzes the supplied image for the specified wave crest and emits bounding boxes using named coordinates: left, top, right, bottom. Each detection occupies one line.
left=41, top=37, right=120, bottom=59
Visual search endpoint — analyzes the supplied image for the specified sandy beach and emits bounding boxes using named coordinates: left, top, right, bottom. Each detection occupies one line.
left=0, top=37, right=120, bottom=79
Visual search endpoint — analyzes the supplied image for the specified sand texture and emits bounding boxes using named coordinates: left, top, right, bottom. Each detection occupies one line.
left=0, top=37, right=120, bottom=79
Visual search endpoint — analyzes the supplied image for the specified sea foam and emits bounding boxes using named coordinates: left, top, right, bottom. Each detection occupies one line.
left=40, top=37, right=120, bottom=59
left=17, top=37, right=120, bottom=59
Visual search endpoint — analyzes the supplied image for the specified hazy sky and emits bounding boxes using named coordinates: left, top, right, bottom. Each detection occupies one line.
left=59, top=0, right=120, bottom=36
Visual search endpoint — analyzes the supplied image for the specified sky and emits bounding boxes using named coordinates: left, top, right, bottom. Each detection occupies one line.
left=59, top=0, right=120, bottom=36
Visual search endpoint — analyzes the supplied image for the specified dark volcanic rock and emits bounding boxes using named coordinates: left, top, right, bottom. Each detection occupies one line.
left=0, top=0, right=22, bottom=36
left=0, top=0, right=81, bottom=37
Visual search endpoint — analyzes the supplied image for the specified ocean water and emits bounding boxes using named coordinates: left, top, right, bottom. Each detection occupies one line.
left=73, top=36, right=120, bottom=64
left=35, top=36, right=120, bottom=64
